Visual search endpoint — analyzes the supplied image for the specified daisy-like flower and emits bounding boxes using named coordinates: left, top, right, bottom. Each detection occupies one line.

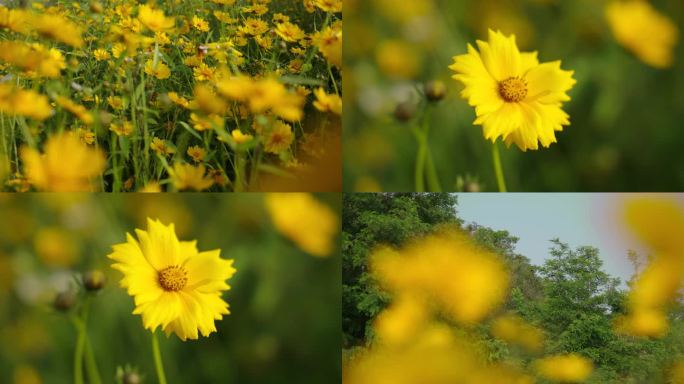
left=606, top=0, right=678, bottom=69
left=108, top=218, right=236, bottom=340
left=449, top=29, right=576, bottom=151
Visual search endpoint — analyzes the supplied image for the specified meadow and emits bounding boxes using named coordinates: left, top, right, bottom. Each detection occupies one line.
left=343, top=0, right=684, bottom=192
left=0, top=193, right=341, bottom=384
left=0, top=0, right=342, bottom=192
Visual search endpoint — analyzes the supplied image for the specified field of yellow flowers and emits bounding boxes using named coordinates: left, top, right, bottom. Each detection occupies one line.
left=0, top=0, right=341, bottom=192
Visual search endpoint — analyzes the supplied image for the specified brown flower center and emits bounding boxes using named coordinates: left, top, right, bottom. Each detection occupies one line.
left=498, top=77, right=528, bottom=103
left=158, top=265, right=188, bottom=291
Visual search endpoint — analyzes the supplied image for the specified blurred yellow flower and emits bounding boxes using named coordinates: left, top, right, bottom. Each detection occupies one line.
left=372, top=230, right=509, bottom=324
left=192, top=16, right=210, bottom=32
left=450, top=29, right=576, bottom=151
left=34, top=228, right=79, bottom=267
left=376, top=40, right=421, bottom=79
left=618, top=199, right=684, bottom=337
left=108, top=218, right=236, bottom=340
left=0, top=84, right=52, bottom=121
left=313, top=87, right=342, bottom=115
left=264, top=121, right=294, bottom=154
left=93, top=48, right=110, bottom=61
left=186, top=145, right=206, bottom=162
left=373, top=295, right=427, bottom=345
left=231, top=129, right=254, bottom=144
left=534, top=354, right=593, bottom=383
left=31, top=13, right=84, bottom=48
left=314, top=0, right=342, bottom=13
left=265, top=193, right=338, bottom=257
left=13, top=364, right=42, bottom=384
left=491, top=313, right=545, bottom=353
left=138, top=5, right=174, bottom=32
left=21, top=133, right=106, bottom=192
left=170, top=163, right=214, bottom=191
left=606, top=0, right=678, bottom=68
left=144, top=59, right=171, bottom=80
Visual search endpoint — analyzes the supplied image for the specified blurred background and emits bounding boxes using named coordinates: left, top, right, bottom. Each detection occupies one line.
left=0, top=193, right=341, bottom=384
left=343, top=0, right=684, bottom=192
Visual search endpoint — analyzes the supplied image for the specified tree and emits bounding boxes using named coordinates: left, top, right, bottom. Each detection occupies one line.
left=342, top=193, right=461, bottom=347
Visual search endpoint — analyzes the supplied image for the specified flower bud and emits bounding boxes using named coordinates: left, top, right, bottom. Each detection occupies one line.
left=394, top=101, right=416, bottom=122
left=83, top=270, right=106, bottom=292
left=53, top=290, right=76, bottom=312
left=123, top=372, right=141, bottom=384
left=424, top=81, right=446, bottom=102
left=89, top=1, right=103, bottom=13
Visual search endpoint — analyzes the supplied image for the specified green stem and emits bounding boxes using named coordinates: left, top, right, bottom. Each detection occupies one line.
left=413, top=129, right=426, bottom=192
left=84, top=335, right=102, bottom=384
left=421, top=110, right=441, bottom=192
left=491, top=142, right=507, bottom=192
left=233, top=151, right=246, bottom=192
left=425, top=146, right=441, bottom=192
left=152, top=331, right=168, bottom=384
left=73, top=318, right=85, bottom=384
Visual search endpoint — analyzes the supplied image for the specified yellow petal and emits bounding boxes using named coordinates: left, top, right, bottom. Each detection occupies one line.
left=525, top=61, right=576, bottom=104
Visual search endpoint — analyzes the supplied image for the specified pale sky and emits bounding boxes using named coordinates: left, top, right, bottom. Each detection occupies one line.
left=455, top=193, right=684, bottom=285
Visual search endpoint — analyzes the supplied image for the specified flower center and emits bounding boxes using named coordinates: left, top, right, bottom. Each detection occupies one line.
left=498, top=77, right=528, bottom=103
left=158, top=265, right=188, bottom=291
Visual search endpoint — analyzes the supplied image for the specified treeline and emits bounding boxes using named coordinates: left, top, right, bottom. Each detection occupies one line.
left=342, top=193, right=684, bottom=383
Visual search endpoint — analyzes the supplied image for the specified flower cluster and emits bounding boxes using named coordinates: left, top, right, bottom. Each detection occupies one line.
left=0, top=0, right=342, bottom=192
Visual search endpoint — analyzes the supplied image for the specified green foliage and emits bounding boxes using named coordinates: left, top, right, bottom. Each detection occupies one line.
left=342, top=193, right=460, bottom=347
left=343, top=194, right=684, bottom=383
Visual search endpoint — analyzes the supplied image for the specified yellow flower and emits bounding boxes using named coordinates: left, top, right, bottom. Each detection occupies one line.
left=313, top=0, right=342, bottom=13
left=312, top=25, right=342, bottom=68
left=619, top=199, right=684, bottom=337
left=170, top=163, right=214, bottom=191
left=534, top=354, right=593, bottom=383
left=490, top=313, right=544, bottom=353
left=138, top=5, right=174, bottom=32
left=144, top=59, right=171, bottom=80
left=231, top=129, right=253, bottom=144
left=167, top=92, right=190, bottom=108
left=264, top=121, right=294, bottom=154
left=21, top=133, right=106, bottom=192
left=449, top=29, right=576, bottom=151
left=31, top=13, right=84, bottom=48
left=313, top=87, right=342, bottom=115
left=372, top=229, right=509, bottom=324
left=93, top=48, right=110, bottom=61
left=56, top=96, right=94, bottom=125
left=150, top=137, right=175, bottom=156
left=0, top=7, right=32, bottom=34
left=0, top=84, right=52, bottom=120
left=193, top=63, right=216, bottom=82
left=265, top=193, right=339, bottom=257
left=192, top=15, right=210, bottom=32
left=606, top=0, right=678, bottom=68
left=110, top=121, right=134, bottom=137
left=107, top=95, right=125, bottom=110
left=186, top=145, right=206, bottom=162
left=34, top=227, right=79, bottom=267
left=275, top=22, right=305, bottom=42
left=108, top=218, right=236, bottom=340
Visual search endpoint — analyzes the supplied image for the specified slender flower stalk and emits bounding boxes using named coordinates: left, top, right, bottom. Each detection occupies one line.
left=152, top=331, right=168, bottom=384
left=491, top=142, right=507, bottom=192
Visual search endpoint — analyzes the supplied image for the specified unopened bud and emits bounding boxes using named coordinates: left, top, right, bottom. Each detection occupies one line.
left=394, top=101, right=416, bottom=122
left=53, top=290, right=76, bottom=312
left=83, top=270, right=106, bottom=292
left=123, top=372, right=141, bottom=384
left=424, top=81, right=446, bottom=102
